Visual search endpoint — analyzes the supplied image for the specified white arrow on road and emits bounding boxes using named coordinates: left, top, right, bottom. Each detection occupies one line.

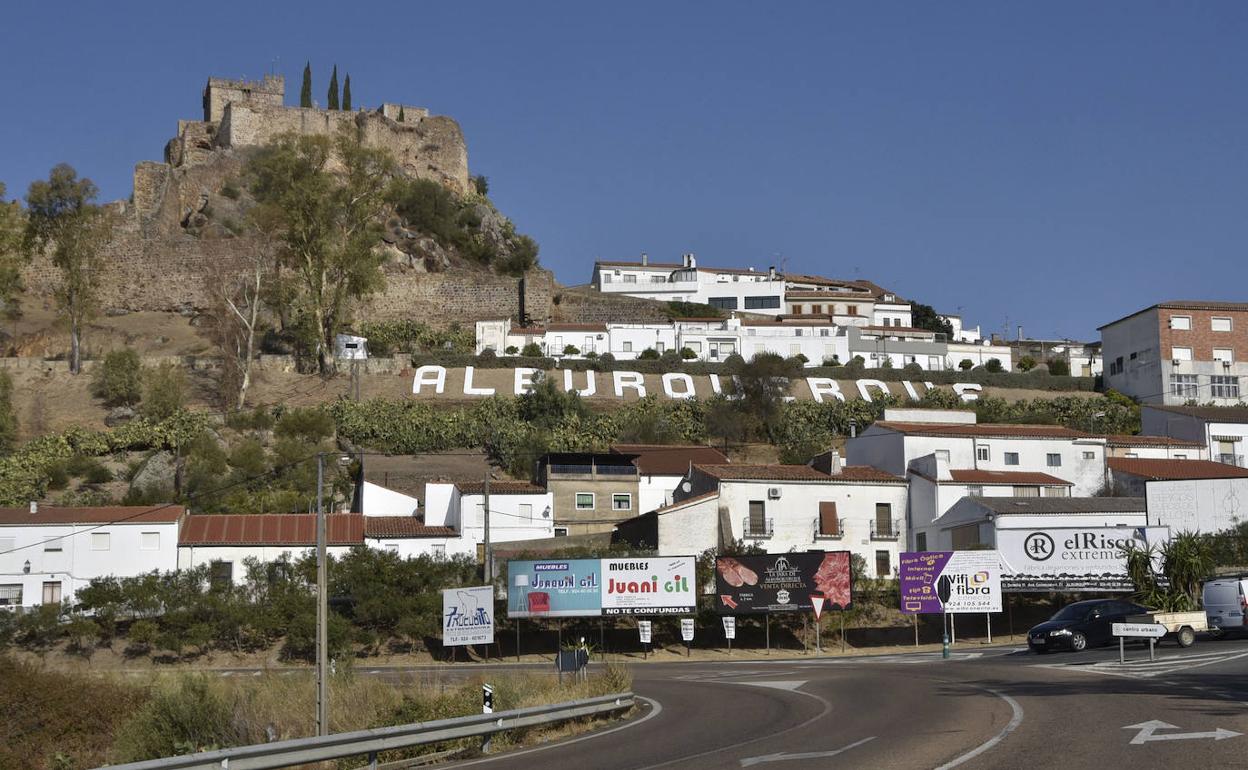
left=740, top=736, right=875, bottom=766
left=1124, top=720, right=1242, bottom=745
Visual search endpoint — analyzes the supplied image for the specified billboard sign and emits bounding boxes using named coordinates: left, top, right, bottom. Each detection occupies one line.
left=442, top=585, right=495, bottom=646
left=996, top=527, right=1169, bottom=592
left=899, top=551, right=1002, bottom=614
left=714, top=552, right=852, bottom=614
left=681, top=618, right=695, bottom=641
left=602, top=557, right=697, bottom=616
left=722, top=616, right=736, bottom=639
left=637, top=620, right=652, bottom=644
left=506, top=559, right=603, bottom=618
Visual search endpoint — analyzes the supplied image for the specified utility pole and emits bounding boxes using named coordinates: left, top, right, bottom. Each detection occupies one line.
left=316, top=453, right=329, bottom=736
left=482, top=473, right=492, bottom=583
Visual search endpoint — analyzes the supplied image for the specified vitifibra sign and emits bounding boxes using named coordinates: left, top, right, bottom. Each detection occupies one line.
left=442, top=585, right=495, bottom=646
left=507, top=557, right=696, bottom=618
left=899, top=551, right=1002, bottom=614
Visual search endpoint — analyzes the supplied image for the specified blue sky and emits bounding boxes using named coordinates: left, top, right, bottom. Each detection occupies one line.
left=4, top=2, right=1246, bottom=340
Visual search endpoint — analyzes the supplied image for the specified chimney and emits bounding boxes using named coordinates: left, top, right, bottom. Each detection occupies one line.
left=29, top=501, right=37, bottom=514
left=683, top=252, right=696, bottom=268
left=768, top=265, right=777, bottom=280
left=1017, top=325, right=1024, bottom=341
left=828, top=451, right=843, bottom=475
left=641, top=252, right=648, bottom=266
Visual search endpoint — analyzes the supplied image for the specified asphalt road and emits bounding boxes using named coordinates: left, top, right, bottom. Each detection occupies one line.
left=440, top=636, right=1248, bottom=769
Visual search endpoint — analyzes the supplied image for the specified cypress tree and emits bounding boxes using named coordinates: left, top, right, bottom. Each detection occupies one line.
left=342, top=74, right=352, bottom=111
left=327, top=65, right=339, bottom=110
left=398, top=106, right=405, bottom=122
left=300, top=62, right=312, bottom=108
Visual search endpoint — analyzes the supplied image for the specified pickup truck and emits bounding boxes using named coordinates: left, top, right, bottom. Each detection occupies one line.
left=1126, top=611, right=1208, bottom=648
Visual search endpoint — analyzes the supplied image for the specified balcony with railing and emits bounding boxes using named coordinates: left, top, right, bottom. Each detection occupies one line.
left=871, top=520, right=901, bottom=541
left=743, top=516, right=774, bottom=539
left=1216, top=453, right=1245, bottom=467
left=813, top=519, right=843, bottom=541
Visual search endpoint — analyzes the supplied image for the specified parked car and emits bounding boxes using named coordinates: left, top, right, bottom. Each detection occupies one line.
left=1028, top=598, right=1149, bottom=653
left=1203, top=577, right=1248, bottom=638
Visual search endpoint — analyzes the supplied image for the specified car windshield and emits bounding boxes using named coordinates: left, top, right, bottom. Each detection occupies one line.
left=1051, top=603, right=1099, bottom=621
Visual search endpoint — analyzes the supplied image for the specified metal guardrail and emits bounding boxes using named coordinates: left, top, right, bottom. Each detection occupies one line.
left=94, top=692, right=635, bottom=770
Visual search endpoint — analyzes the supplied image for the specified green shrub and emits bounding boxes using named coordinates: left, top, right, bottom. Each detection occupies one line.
left=225, top=406, right=275, bottom=431
left=92, top=349, right=143, bottom=407
left=1018, top=355, right=1036, bottom=372
left=958, top=359, right=974, bottom=371
left=521, top=342, right=542, bottom=357
left=1047, top=358, right=1071, bottom=376
left=112, top=676, right=241, bottom=760
left=680, top=347, right=697, bottom=360
left=142, top=363, right=187, bottom=421
left=274, top=407, right=334, bottom=442
left=638, top=348, right=660, bottom=360
left=47, top=462, right=70, bottom=490
left=985, top=358, right=1004, bottom=373
left=562, top=345, right=580, bottom=355
left=0, top=371, right=16, bottom=455
left=66, top=455, right=113, bottom=484
left=505, top=345, right=518, bottom=355
left=220, top=180, right=241, bottom=200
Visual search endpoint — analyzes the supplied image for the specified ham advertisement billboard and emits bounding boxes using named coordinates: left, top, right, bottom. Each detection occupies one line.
left=714, top=552, right=853, bottom=614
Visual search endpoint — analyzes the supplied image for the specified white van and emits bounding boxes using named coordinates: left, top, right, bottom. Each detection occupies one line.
left=1203, top=577, right=1248, bottom=636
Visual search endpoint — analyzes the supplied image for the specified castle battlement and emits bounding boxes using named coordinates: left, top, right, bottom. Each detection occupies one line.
left=203, top=74, right=285, bottom=123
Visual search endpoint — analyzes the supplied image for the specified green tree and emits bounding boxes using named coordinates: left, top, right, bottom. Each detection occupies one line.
left=300, top=61, right=312, bottom=108
left=471, top=175, right=489, bottom=196
left=0, top=371, right=17, bottom=455
left=327, top=65, right=339, bottom=110
left=911, top=302, right=954, bottom=338
left=959, top=359, right=974, bottom=371
left=729, top=352, right=803, bottom=439
left=248, top=130, right=396, bottom=374
left=985, top=358, right=1004, bottom=373
left=92, top=348, right=143, bottom=406
left=517, top=374, right=589, bottom=431
left=342, top=73, right=352, bottom=110
left=398, top=105, right=405, bottom=122
left=1017, top=355, right=1036, bottom=372
left=24, top=164, right=114, bottom=374
left=1047, top=358, right=1071, bottom=376
left=0, top=182, right=27, bottom=315
left=142, top=363, right=187, bottom=421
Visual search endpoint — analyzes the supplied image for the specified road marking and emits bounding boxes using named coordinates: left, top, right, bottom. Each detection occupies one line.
left=740, top=736, right=876, bottom=766
left=733, top=680, right=808, bottom=692
left=1124, top=720, right=1243, bottom=745
left=932, top=686, right=1024, bottom=770
left=1032, top=649, right=1248, bottom=679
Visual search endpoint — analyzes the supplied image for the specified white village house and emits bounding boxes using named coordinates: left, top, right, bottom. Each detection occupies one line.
left=610, top=444, right=729, bottom=514
left=177, top=514, right=364, bottom=585
left=1141, top=405, right=1248, bottom=467
left=591, top=254, right=787, bottom=314
left=0, top=504, right=184, bottom=608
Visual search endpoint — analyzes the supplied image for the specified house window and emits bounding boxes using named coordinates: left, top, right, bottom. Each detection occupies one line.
left=554, top=527, right=569, bottom=537
left=0, top=584, right=21, bottom=607
left=915, top=532, right=927, bottom=551
left=744, top=296, right=781, bottom=310
left=967, top=485, right=984, bottom=497
left=1044, top=486, right=1069, bottom=497
left=623, top=341, right=633, bottom=353
left=43, top=538, right=62, bottom=553
left=430, top=543, right=446, bottom=557
left=623, top=274, right=637, bottom=283
left=42, top=581, right=62, bottom=605
left=792, top=306, right=803, bottom=315
left=1125, top=452, right=1138, bottom=458
left=748, top=500, right=766, bottom=535
left=847, top=305, right=858, bottom=316
left=575, top=493, right=595, bottom=510
left=686, top=341, right=702, bottom=352
left=519, top=503, right=533, bottom=520
left=976, top=446, right=990, bottom=462
left=875, top=503, right=893, bottom=536
left=1175, top=454, right=1188, bottom=460
left=1169, top=374, right=1199, bottom=398
left=818, top=501, right=839, bottom=536
left=790, top=344, right=802, bottom=355
left=385, top=543, right=400, bottom=554
left=1013, top=486, right=1040, bottom=497
left=875, top=551, right=891, bottom=578
left=709, top=297, right=738, bottom=310
left=91, top=532, right=110, bottom=551
left=1211, top=376, right=1240, bottom=399
left=140, top=532, right=160, bottom=550
left=1046, top=453, right=1062, bottom=467
left=1170, top=315, right=1191, bottom=330
left=612, top=493, right=632, bottom=511
left=1004, top=452, right=1020, bottom=466
left=1083, top=451, right=1095, bottom=460
left=929, top=356, right=942, bottom=370
left=1212, top=317, right=1233, bottom=332
left=210, top=561, right=233, bottom=589
left=1171, top=346, right=1192, bottom=361
left=811, top=304, right=823, bottom=314
left=1214, top=348, right=1234, bottom=364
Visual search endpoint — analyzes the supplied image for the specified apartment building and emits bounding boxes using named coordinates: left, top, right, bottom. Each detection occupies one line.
left=591, top=253, right=787, bottom=314
left=1141, top=404, right=1248, bottom=467
left=536, top=452, right=641, bottom=536
left=1100, top=300, right=1248, bottom=405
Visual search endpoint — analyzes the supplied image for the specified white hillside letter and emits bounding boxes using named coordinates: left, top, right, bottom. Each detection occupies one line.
left=856, top=379, right=890, bottom=402
left=412, top=365, right=446, bottom=395
left=662, top=372, right=696, bottom=400
left=514, top=368, right=540, bottom=395
left=613, top=371, right=647, bottom=398
left=953, top=383, right=983, bottom=403
left=563, top=368, right=597, bottom=397
left=463, top=366, right=495, bottom=396
left=806, top=377, right=846, bottom=403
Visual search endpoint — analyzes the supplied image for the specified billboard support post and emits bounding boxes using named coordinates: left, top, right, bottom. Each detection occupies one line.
left=913, top=614, right=919, bottom=648
left=986, top=612, right=992, bottom=644
left=516, top=619, right=521, bottom=663
left=816, top=615, right=821, bottom=654
left=765, top=616, right=770, bottom=655
left=840, top=612, right=846, bottom=654
left=942, top=609, right=950, bottom=659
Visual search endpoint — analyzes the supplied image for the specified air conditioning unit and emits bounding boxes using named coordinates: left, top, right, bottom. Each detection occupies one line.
left=596, top=334, right=605, bottom=340
left=1172, top=359, right=1181, bottom=366
left=1223, top=360, right=1232, bottom=368
left=767, top=487, right=782, bottom=499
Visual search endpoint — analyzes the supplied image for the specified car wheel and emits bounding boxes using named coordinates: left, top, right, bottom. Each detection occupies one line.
left=1070, top=632, right=1088, bottom=652
left=1177, top=627, right=1196, bottom=648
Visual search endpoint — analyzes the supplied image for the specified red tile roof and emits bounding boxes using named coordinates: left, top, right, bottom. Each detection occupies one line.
left=178, top=514, right=365, bottom=546
left=872, top=421, right=1091, bottom=440
left=653, top=490, right=720, bottom=514
left=1107, top=458, right=1248, bottom=481
left=453, top=481, right=547, bottom=495
left=785, top=290, right=872, bottom=300
left=947, top=470, right=1072, bottom=485
left=363, top=517, right=456, bottom=538
left=612, top=444, right=729, bottom=475
left=1103, top=434, right=1203, bottom=448
left=693, top=464, right=904, bottom=483
left=0, top=505, right=185, bottom=526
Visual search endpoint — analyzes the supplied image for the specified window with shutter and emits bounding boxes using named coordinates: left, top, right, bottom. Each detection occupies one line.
left=819, top=501, right=839, bottom=536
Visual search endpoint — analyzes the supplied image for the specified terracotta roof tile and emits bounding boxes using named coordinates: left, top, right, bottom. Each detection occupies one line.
left=947, top=470, right=1072, bottom=485
left=178, top=514, right=365, bottom=546
left=872, top=421, right=1091, bottom=440
left=611, top=444, right=729, bottom=475
left=1107, top=458, right=1248, bottom=481
left=1103, top=434, right=1203, bottom=448
left=693, top=464, right=903, bottom=483
left=972, top=497, right=1147, bottom=514
left=363, top=517, right=456, bottom=538
left=0, top=505, right=185, bottom=526
left=654, top=490, right=720, bottom=514
left=453, top=481, right=547, bottom=495
left=1143, top=405, right=1248, bottom=424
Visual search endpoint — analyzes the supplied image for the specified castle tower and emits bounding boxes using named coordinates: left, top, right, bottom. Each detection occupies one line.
left=202, top=75, right=285, bottom=123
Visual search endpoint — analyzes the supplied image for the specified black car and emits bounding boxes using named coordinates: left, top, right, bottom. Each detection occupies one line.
left=1027, top=599, right=1150, bottom=653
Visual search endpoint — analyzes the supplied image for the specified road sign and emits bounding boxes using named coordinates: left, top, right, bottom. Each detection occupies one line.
left=810, top=594, right=826, bottom=620
left=637, top=620, right=652, bottom=644
left=1113, top=622, right=1167, bottom=638
left=681, top=618, right=695, bottom=642
left=723, top=616, right=736, bottom=640
left=1124, top=720, right=1242, bottom=745
left=482, top=683, right=494, bottom=714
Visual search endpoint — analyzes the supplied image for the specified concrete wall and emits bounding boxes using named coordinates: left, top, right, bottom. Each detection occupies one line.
left=361, top=481, right=419, bottom=517
left=547, top=476, right=640, bottom=536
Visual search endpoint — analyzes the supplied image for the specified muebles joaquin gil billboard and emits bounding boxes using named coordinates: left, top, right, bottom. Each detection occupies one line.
left=506, top=557, right=696, bottom=618
left=714, top=552, right=853, bottom=614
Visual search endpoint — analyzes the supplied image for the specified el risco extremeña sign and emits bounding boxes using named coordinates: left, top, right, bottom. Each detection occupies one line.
left=410, top=365, right=993, bottom=403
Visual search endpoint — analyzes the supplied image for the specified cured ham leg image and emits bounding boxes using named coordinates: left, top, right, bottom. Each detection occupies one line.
left=814, top=553, right=852, bottom=607
left=717, top=557, right=759, bottom=587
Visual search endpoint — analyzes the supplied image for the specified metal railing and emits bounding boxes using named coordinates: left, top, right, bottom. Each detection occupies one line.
left=871, top=520, right=901, bottom=541
left=813, top=518, right=842, bottom=540
left=95, top=693, right=634, bottom=770
left=743, top=516, right=774, bottom=538
left=1216, top=453, right=1245, bottom=467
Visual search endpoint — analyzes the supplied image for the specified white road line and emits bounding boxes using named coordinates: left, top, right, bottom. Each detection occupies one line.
left=932, top=686, right=1024, bottom=770
left=443, top=695, right=663, bottom=767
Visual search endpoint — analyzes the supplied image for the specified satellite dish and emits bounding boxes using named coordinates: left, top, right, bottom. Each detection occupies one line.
left=681, top=481, right=692, bottom=493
